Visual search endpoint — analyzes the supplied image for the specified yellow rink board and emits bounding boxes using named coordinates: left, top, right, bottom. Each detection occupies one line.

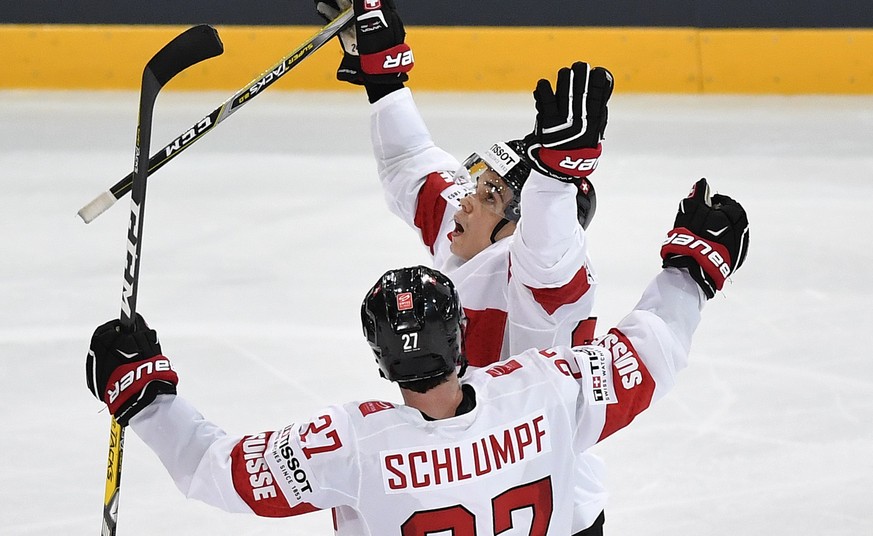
left=2, top=24, right=871, bottom=94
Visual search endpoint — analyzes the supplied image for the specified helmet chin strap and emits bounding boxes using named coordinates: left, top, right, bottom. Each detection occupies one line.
left=490, top=218, right=512, bottom=244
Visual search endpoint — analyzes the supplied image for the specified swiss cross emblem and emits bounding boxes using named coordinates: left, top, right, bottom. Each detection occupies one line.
left=592, top=376, right=602, bottom=389
left=397, top=292, right=413, bottom=311
left=359, top=400, right=394, bottom=416
left=579, top=179, right=590, bottom=194
left=364, top=0, right=381, bottom=9
left=486, top=359, right=523, bottom=377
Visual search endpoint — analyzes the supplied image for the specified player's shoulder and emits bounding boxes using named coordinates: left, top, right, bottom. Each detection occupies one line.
left=465, top=347, right=565, bottom=386
left=339, top=399, right=415, bottom=429
left=345, top=399, right=401, bottom=419
left=469, top=345, right=608, bottom=385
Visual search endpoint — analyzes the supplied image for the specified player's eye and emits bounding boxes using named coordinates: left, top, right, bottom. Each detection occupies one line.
left=479, top=181, right=502, bottom=204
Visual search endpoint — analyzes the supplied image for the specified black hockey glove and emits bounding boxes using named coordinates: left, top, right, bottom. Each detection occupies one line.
left=353, top=0, right=412, bottom=84
left=661, top=178, right=750, bottom=299
left=524, top=62, right=614, bottom=183
left=86, top=313, right=178, bottom=426
left=314, top=0, right=364, bottom=85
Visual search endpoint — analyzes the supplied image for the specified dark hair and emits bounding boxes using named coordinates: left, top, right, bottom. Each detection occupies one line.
left=397, top=371, right=452, bottom=394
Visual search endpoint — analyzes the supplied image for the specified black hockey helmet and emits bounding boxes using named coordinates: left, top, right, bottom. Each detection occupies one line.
left=361, top=266, right=467, bottom=383
left=459, top=139, right=597, bottom=229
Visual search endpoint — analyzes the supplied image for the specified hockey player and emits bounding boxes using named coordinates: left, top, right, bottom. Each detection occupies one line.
left=314, top=0, right=613, bottom=532
left=85, top=178, right=749, bottom=535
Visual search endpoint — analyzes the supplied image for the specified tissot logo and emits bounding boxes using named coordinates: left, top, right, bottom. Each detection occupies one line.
left=489, top=144, right=519, bottom=166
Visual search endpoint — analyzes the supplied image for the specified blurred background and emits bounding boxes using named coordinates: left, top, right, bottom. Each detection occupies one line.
left=2, top=0, right=872, bottom=94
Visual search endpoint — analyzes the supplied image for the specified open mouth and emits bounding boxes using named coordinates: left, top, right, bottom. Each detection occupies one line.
left=453, top=219, right=465, bottom=235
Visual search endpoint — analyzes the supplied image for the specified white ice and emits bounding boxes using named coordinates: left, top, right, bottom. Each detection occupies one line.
left=1, top=87, right=871, bottom=535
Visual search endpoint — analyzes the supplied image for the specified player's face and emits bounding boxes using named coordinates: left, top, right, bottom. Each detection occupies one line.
left=450, top=170, right=515, bottom=261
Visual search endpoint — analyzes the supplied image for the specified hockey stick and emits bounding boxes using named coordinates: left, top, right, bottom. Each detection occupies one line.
left=101, top=25, right=223, bottom=536
left=77, top=8, right=353, bottom=224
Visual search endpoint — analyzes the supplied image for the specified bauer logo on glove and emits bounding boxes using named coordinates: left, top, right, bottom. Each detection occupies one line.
left=661, top=178, right=750, bottom=299
left=105, top=356, right=174, bottom=405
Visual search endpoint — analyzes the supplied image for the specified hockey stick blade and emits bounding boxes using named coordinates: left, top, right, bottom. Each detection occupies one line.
left=77, top=9, right=353, bottom=224
left=101, top=25, right=223, bottom=536
left=147, top=25, right=224, bottom=89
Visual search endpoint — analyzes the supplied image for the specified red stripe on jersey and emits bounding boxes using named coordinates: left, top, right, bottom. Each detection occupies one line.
left=463, top=307, right=507, bottom=367
left=597, top=328, right=656, bottom=442
left=230, top=432, right=319, bottom=517
left=571, top=317, right=597, bottom=346
left=525, top=265, right=591, bottom=315
left=413, top=172, right=453, bottom=254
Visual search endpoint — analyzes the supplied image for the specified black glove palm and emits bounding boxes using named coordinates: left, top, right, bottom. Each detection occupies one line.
left=661, top=178, right=750, bottom=299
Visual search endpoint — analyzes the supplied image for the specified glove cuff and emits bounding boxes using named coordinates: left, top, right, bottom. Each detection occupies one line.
left=104, top=355, right=178, bottom=413
left=360, top=43, right=414, bottom=75
left=527, top=144, right=602, bottom=182
left=661, top=226, right=734, bottom=298
left=115, top=382, right=177, bottom=426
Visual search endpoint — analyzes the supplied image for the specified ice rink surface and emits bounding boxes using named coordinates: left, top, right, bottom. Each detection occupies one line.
left=1, top=87, right=871, bottom=535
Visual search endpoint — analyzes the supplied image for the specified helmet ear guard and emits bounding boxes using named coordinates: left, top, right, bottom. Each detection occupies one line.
left=361, top=266, right=467, bottom=384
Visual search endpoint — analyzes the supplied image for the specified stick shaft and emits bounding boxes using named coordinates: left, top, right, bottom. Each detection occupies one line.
left=101, top=25, right=223, bottom=536
left=77, top=9, right=352, bottom=224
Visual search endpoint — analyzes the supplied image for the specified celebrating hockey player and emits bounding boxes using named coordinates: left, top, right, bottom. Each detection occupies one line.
left=314, top=0, right=613, bottom=531
left=85, top=178, right=749, bottom=535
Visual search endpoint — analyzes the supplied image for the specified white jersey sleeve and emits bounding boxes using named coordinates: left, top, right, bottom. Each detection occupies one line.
left=130, top=396, right=363, bottom=518
left=506, top=170, right=597, bottom=355
left=370, top=88, right=466, bottom=265
left=574, top=267, right=704, bottom=448
left=486, top=267, right=703, bottom=453
left=130, top=395, right=271, bottom=514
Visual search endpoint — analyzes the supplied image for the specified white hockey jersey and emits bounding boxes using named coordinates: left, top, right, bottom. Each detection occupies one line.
left=369, top=88, right=603, bottom=529
left=370, top=88, right=598, bottom=366
left=131, top=269, right=704, bottom=535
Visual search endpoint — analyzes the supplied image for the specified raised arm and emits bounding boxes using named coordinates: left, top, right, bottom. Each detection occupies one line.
left=506, top=63, right=613, bottom=354
left=85, top=318, right=358, bottom=518
left=572, top=178, right=750, bottom=447
left=317, top=0, right=462, bottom=260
